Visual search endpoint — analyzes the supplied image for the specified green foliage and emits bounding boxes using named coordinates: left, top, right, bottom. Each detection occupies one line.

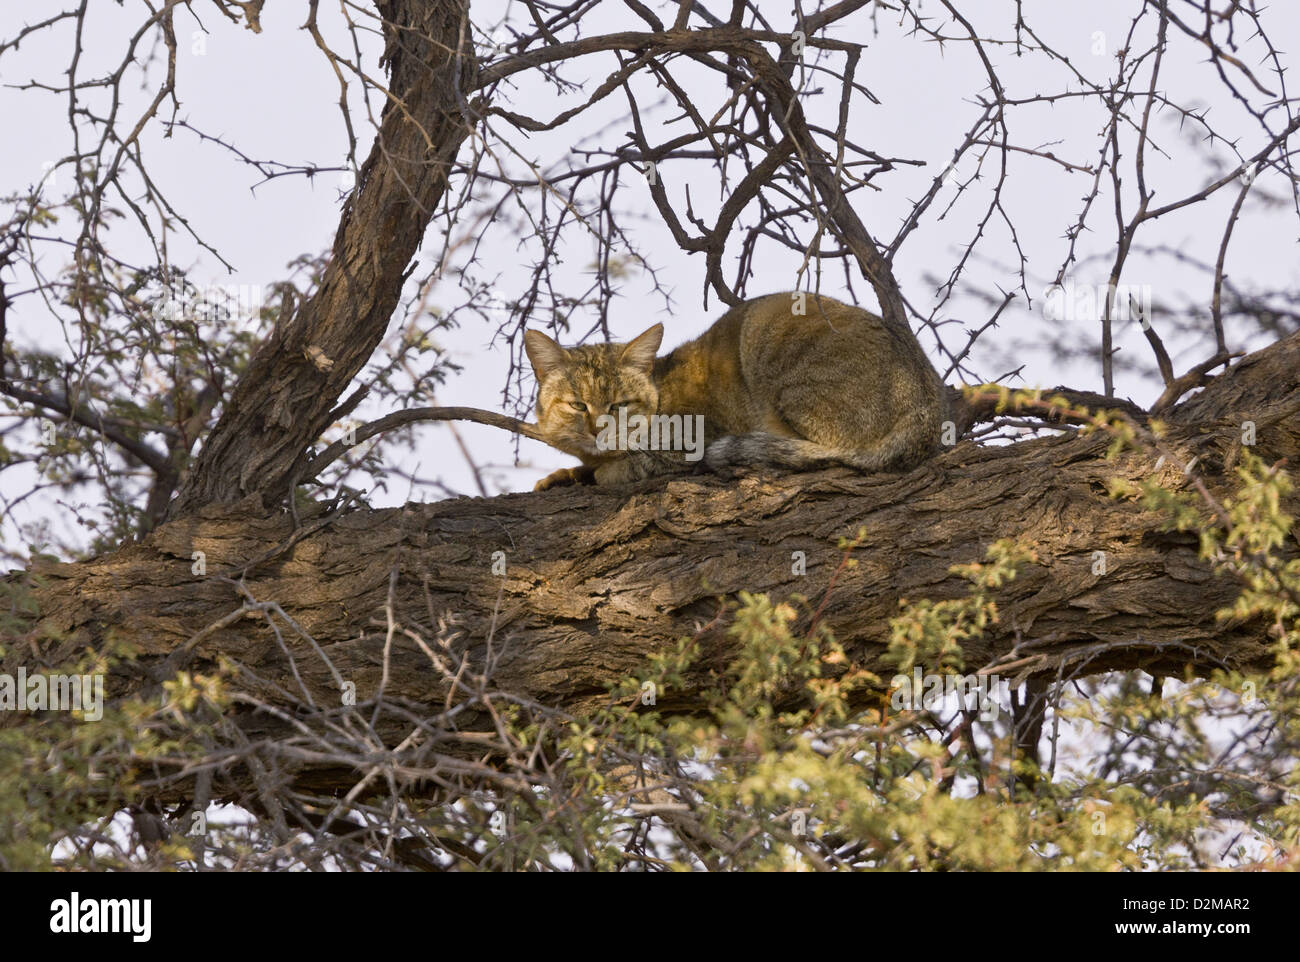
left=886, top=539, right=1035, bottom=675
left=0, top=645, right=233, bottom=871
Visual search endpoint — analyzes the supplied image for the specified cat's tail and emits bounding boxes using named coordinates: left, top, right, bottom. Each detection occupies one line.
left=704, top=413, right=942, bottom=477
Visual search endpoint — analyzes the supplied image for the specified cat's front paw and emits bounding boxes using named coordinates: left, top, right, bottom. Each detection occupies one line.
left=534, top=465, right=596, bottom=491
left=592, top=459, right=638, bottom=485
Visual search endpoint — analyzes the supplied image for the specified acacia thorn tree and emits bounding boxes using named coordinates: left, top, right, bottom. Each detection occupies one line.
left=0, top=0, right=1298, bottom=870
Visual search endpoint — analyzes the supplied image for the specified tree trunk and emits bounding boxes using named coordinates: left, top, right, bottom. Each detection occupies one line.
left=167, top=0, right=477, bottom=518
left=9, top=331, right=1298, bottom=800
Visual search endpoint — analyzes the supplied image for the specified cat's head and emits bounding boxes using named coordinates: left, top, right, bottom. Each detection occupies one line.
left=523, top=324, right=662, bottom=460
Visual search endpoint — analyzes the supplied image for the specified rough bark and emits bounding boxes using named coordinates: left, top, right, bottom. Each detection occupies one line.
left=8, top=331, right=1299, bottom=803
left=167, top=0, right=477, bottom=518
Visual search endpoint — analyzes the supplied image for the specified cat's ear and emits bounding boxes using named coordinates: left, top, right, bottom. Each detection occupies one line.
left=619, top=323, right=663, bottom=374
left=524, top=329, right=567, bottom=382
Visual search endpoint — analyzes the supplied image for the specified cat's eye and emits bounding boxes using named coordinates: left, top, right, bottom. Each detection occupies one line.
left=568, top=400, right=587, bottom=412
left=608, top=400, right=635, bottom=413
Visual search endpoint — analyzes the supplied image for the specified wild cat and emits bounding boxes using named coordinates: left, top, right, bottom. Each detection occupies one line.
left=523, top=292, right=946, bottom=490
